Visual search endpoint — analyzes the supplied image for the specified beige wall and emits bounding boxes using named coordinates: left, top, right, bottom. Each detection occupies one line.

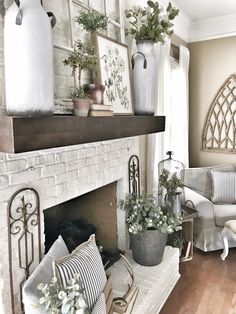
left=189, top=36, right=236, bottom=167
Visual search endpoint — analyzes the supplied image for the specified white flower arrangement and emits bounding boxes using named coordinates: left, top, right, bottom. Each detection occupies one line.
left=37, top=274, right=90, bottom=314
left=120, top=194, right=182, bottom=235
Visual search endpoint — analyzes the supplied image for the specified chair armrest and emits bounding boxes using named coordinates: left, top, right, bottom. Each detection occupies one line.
left=184, top=187, right=214, bottom=219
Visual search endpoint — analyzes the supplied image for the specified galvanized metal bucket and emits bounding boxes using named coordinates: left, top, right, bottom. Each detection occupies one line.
left=130, top=230, right=167, bottom=266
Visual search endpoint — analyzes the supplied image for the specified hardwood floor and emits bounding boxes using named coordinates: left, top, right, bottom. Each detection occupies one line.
left=160, top=247, right=236, bottom=314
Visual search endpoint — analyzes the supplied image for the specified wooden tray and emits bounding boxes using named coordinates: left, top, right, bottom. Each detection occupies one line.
left=182, top=204, right=198, bottom=220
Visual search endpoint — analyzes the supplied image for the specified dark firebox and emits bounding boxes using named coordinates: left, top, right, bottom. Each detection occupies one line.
left=45, top=218, right=121, bottom=268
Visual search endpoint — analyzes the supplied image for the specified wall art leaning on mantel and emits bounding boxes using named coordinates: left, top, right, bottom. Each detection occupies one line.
left=202, top=74, right=236, bottom=153
left=95, top=33, right=133, bottom=115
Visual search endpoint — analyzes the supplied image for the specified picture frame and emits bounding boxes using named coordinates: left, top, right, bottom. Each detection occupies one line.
left=95, top=33, right=133, bottom=115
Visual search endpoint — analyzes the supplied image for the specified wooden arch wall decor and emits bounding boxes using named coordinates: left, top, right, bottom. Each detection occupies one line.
left=202, top=74, right=236, bottom=153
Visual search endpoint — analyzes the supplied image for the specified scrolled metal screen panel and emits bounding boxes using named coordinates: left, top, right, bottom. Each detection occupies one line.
left=128, top=155, right=140, bottom=197
left=202, top=74, right=236, bottom=153
left=8, top=188, right=41, bottom=314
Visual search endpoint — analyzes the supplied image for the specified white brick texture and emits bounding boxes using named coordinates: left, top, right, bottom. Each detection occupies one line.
left=0, top=2, right=142, bottom=313
left=110, top=247, right=180, bottom=314
left=0, top=137, right=139, bottom=314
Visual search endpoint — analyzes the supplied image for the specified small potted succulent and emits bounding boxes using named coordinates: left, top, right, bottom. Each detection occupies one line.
left=63, top=39, right=97, bottom=116
left=75, top=10, right=108, bottom=104
left=120, top=194, right=182, bottom=266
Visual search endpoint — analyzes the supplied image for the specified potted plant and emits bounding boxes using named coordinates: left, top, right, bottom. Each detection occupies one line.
left=120, top=194, right=182, bottom=266
left=125, top=1, right=179, bottom=115
left=71, top=88, right=90, bottom=117
left=75, top=10, right=108, bottom=34
left=75, top=10, right=109, bottom=104
left=63, top=39, right=97, bottom=115
left=159, top=168, right=184, bottom=216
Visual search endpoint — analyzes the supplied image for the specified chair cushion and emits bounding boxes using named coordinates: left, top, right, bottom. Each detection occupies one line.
left=22, top=235, right=69, bottom=314
left=92, top=293, right=107, bottom=314
left=225, top=220, right=236, bottom=233
left=184, top=164, right=235, bottom=200
left=53, top=234, right=107, bottom=311
left=211, top=171, right=236, bottom=204
left=214, top=204, right=236, bottom=227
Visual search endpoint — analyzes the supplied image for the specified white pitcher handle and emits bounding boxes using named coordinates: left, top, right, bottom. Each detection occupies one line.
left=0, top=0, right=5, bottom=18
left=131, top=52, right=147, bottom=70
left=14, top=0, right=22, bottom=25
left=14, top=0, right=56, bottom=28
left=47, top=12, right=57, bottom=28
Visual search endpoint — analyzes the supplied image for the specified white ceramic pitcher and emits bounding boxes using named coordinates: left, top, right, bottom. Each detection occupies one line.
left=131, top=41, right=156, bottom=116
left=4, top=0, right=56, bottom=116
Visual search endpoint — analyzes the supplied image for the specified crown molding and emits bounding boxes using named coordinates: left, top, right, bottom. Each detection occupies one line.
left=189, top=13, right=236, bottom=42
left=173, top=9, right=191, bottom=43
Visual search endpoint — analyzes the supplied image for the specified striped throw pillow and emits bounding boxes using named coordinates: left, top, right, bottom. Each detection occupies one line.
left=92, top=293, right=107, bottom=314
left=53, top=234, right=107, bottom=311
left=211, top=171, right=236, bottom=204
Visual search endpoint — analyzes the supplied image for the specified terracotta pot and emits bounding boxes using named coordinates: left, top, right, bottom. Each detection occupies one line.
left=87, top=84, right=105, bottom=104
left=73, top=99, right=91, bottom=117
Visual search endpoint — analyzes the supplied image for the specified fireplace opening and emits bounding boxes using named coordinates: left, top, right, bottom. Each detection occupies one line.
left=44, top=182, right=122, bottom=267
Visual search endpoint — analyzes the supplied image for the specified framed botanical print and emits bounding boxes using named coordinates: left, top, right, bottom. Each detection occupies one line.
left=95, top=33, right=133, bottom=115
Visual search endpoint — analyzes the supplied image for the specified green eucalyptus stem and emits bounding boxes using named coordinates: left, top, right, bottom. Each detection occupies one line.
left=120, top=194, right=182, bottom=235
left=125, top=1, right=179, bottom=43
left=159, top=169, right=184, bottom=196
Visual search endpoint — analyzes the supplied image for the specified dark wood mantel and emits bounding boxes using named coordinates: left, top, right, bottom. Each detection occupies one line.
left=0, top=115, right=165, bottom=153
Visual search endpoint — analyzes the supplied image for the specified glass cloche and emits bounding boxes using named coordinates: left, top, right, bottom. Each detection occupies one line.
left=158, top=151, right=185, bottom=216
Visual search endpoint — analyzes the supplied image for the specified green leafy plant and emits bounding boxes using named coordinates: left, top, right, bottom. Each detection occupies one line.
left=75, top=10, right=108, bottom=33
left=63, top=39, right=98, bottom=98
left=167, top=230, right=184, bottom=248
left=72, top=88, right=89, bottom=100
left=159, top=169, right=184, bottom=196
left=125, top=1, right=179, bottom=43
left=72, top=11, right=108, bottom=94
left=120, top=194, right=182, bottom=235
left=37, top=274, right=90, bottom=314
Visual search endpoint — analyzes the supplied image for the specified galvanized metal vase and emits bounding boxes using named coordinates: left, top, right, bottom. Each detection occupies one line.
left=165, top=192, right=182, bottom=217
left=130, top=230, right=167, bottom=266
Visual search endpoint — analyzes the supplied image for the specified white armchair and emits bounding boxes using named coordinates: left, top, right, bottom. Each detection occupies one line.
left=183, top=165, right=236, bottom=252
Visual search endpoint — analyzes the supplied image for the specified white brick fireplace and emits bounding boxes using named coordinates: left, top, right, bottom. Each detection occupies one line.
left=0, top=137, right=139, bottom=314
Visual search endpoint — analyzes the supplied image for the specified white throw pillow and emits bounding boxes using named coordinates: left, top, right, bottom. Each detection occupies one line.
left=22, top=235, right=69, bottom=314
left=92, top=293, right=107, bottom=314
left=184, top=164, right=235, bottom=200
left=53, top=234, right=107, bottom=311
left=211, top=171, right=236, bottom=204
